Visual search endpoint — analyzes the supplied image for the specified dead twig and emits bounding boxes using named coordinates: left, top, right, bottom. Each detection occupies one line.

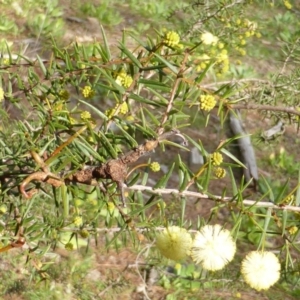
left=19, top=130, right=187, bottom=206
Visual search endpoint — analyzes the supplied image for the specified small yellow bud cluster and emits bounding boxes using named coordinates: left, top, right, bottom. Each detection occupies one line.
left=79, top=229, right=90, bottom=238
left=163, top=31, right=180, bottom=47
left=73, top=216, right=83, bottom=227
left=214, top=167, right=226, bottom=178
left=82, top=85, right=95, bottom=98
left=1, top=58, right=9, bottom=65
left=211, top=152, right=223, bottom=166
left=174, top=263, right=182, bottom=273
left=0, top=204, right=7, bottom=214
left=235, top=47, right=246, bottom=56
left=59, top=89, right=70, bottom=101
left=150, top=162, right=161, bottom=172
left=53, top=102, right=64, bottom=111
left=215, top=50, right=230, bottom=75
left=282, top=194, right=295, bottom=205
left=195, top=54, right=211, bottom=72
left=194, top=30, right=231, bottom=75
left=65, top=242, right=74, bottom=251
left=107, top=201, right=115, bottom=214
left=120, top=102, right=129, bottom=114
left=105, top=107, right=116, bottom=119
left=232, top=18, right=260, bottom=55
left=0, top=87, right=4, bottom=102
left=115, top=71, right=133, bottom=88
left=199, top=94, right=216, bottom=112
left=283, top=0, right=292, bottom=9
left=288, top=226, right=298, bottom=235
left=80, top=111, right=91, bottom=120
left=87, top=198, right=98, bottom=206
left=218, top=42, right=225, bottom=49
left=105, top=102, right=129, bottom=119
left=69, top=117, right=78, bottom=125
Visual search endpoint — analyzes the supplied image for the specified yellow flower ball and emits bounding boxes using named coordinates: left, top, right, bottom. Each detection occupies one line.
left=283, top=0, right=292, bottom=9
left=163, top=31, right=180, bottom=47
left=150, top=162, right=161, bottom=172
left=240, top=39, right=246, bottom=46
left=214, top=167, right=226, bottom=178
left=119, top=102, right=129, bottom=114
left=79, top=229, right=90, bottom=238
left=82, top=86, right=95, bottom=98
left=191, top=224, right=236, bottom=271
left=199, top=95, right=216, bottom=112
left=288, top=226, right=298, bottom=235
left=115, top=71, right=133, bottom=88
left=156, top=226, right=192, bottom=261
left=59, top=89, right=70, bottom=100
left=239, top=49, right=246, bottom=56
left=73, top=216, right=83, bottom=227
left=107, top=201, right=115, bottom=214
left=0, top=204, right=7, bottom=214
left=105, top=107, right=116, bottom=119
left=241, top=251, right=281, bottom=291
left=211, top=152, right=223, bottom=166
left=80, top=111, right=91, bottom=120
left=218, top=42, right=225, bottom=49
left=201, top=32, right=219, bottom=45
left=65, top=242, right=74, bottom=251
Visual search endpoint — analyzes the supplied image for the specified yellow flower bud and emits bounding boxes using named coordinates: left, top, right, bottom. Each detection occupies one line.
left=73, top=216, right=83, bottom=227
left=288, top=226, right=298, bottom=235
left=65, top=242, right=74, bottom=251
left=214, top=167, right=226, bottom=178
left=163, top=31, right=180, bottom=47
left=199, top=95, right=216, bottom=112
left=107, top=201, right=115, bottom=214
left=82, top=86, right=95, bottom=98
left=79, top=229, right=90, bottom=238
left=59, top=89, right=70, bottom=100
left=0, top=204, right=7, bottom=214
left=211, top=152, right=223, bottom=166
left=80, top=111, right=91, bottom=120
left=150, top=162, right=161, bottom=172
left=120, top=102, right=129, bottom=114
left=115, top=71, right=133, bottom=88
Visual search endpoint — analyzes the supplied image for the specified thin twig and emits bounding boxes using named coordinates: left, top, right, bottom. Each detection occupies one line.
left=158, top=51, right=190, bottom=134
left=230, top=103, right=300, bottom=116
left=201, top=78, right=272, bottom=88
left=124, top=184, right=300, bottom=212
left=279, top=37, right=300, bottom=75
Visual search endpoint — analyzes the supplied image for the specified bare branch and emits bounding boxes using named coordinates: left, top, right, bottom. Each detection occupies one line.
left=230, top=103, right=300, bottom=116
left=124, top=184, right=300, bottom=212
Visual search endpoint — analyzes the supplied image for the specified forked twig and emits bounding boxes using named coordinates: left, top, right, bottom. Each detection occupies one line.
left=20, top=130, right=187, bottom=206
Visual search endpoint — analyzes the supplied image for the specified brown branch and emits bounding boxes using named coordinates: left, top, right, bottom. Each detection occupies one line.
left=19, top=130, right=185, bottom=206
left=158, top=51, right=190, bottom=135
